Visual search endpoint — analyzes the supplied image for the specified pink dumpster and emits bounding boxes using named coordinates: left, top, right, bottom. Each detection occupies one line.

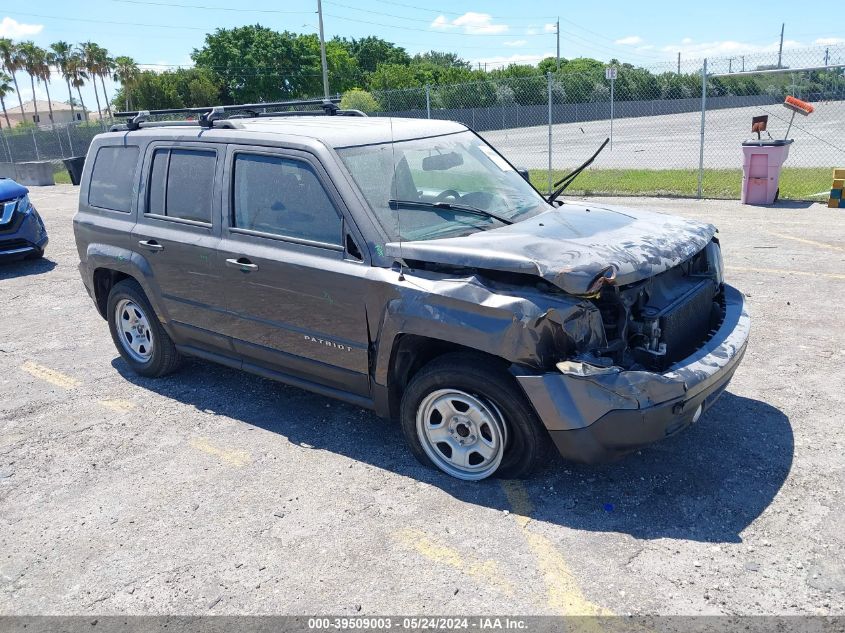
left=741, top=139, right=793, bottom=205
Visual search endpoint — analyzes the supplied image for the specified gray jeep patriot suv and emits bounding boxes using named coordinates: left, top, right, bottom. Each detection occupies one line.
left=73, top=102, right=750, bottom=481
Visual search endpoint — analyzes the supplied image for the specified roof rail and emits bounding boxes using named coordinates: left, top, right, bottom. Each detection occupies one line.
left=113, top=96, right=366, bottom=130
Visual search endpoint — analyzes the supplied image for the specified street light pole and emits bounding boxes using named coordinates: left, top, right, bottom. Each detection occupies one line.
left=556, top=18, right=560, bottom=71
left=316, top=0, right=330, bottom=99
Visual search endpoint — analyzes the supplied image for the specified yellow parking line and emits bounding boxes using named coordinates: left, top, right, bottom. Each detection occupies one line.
left=20, top=361, right=81, bottom=389
left=393, top=527, right=514, bottom=597
left=98, top=399, right=136, bottom=413
left=501, top=481, right=611, bottom=617
left=189, top=436, right=251, bottom=467
left=726, top=265, right=845, bottom=280
left=766, top=231, right=845, bottom=253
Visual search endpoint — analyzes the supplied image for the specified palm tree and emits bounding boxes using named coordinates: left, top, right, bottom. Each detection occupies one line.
left=79, top=42, right=102, bottom=121
left=37, top=53, right=56, bottom=127
left=0, top=39, right=25, bottom=119
left=0, top=72, right=13, bottom=128
left=50, top=41, right=76, bottom=122
left=67, top=53, right=89, bottom=121
left=17, top=41, right=44, bottom=126
left=113, top=56, right=139, bottom=111
left=96, top=46, right=114, bottom=119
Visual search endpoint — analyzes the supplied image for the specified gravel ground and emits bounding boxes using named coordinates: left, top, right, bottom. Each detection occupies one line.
left=1, top=185, right=843, bottom=616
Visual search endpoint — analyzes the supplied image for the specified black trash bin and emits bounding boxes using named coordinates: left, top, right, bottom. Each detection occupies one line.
left=62, top=156, right=86, bottom=186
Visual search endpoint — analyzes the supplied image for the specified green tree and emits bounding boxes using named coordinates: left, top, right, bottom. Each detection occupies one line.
left=0, top=39, right=25, bottom=119
left=80, top=42, right=103, bottom=120
left=113, top=56, right=140, bottom=111
left=412, top=51, right=471, bottom=70
left=340, top=36, right=409, bottom=74
left=50, top=41, right=78, bottom=122
left=0, top=72, right=13, bottom=128
left=67, top=53, right=89, bottom=121
left=112, top=68, right=220, bottom=110
left=192, top=25, right=320, bottom=103
left=340, top=88, right=378, bottom=112
left=17, top=41, right=45, bottom=125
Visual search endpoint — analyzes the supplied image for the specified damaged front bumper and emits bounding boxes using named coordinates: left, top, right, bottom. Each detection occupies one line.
left=515, top=285, right=750, bottom=463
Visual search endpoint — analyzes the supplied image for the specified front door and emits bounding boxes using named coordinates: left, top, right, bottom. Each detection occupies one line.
left=132, top=143, right=230, bottom=352
left=218, top=146, right=371, bottom=397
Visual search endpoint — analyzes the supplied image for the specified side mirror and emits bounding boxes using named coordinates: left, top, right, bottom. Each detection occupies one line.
left=517, top=168, right=530, bottom=182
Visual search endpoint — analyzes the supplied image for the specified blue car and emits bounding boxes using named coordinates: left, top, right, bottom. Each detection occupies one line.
left=0, top=178, right=48, bottom=260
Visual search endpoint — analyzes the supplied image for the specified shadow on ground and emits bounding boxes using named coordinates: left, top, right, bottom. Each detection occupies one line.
left=0, top=256, right=56, bottom=280
left=115, top=356, right=792, bottom=544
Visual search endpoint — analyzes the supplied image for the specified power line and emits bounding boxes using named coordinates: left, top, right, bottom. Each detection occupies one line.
left=368, top=0, right=555, bottom=20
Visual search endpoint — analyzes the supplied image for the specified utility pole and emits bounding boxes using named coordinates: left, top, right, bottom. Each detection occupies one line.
left=555, top=19, right=561, bottom=71
left=677, top=52, right=681, bottom=75
left=316, top=0, right=330, bottom=98
left=728, top=57, right=733, bottom=73
left=741, top=55, right=745, bottom=72
left=825, top=47, right=830, bottom=66
left=777, top=22, right=785, bottom=69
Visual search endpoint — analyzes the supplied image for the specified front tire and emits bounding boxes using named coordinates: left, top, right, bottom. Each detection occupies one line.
left=400, top=353, right=550, bottom=480
left=107, top=279, right=181, bottom=377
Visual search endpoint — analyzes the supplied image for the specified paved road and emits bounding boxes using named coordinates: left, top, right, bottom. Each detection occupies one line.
left=482, top=102, right=845, bottom=170
left=1, top=186, right=844, bottom=616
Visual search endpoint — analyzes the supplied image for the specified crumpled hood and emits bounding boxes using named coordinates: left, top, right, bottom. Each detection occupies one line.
left=385, top=202, right=717, bottom=295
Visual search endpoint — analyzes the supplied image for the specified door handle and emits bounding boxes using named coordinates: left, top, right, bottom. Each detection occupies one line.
left=226, top=257, right=259, bottom=272
left=138, top=239, right=164, bottom=251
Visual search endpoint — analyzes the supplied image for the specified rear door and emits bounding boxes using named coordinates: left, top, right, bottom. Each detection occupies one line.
left=132, top=142, right=230, bottom=351
left=218, top=145, right=371, bottom=397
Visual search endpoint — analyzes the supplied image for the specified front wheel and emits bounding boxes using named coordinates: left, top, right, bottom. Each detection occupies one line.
left=400, top=353, right=550, bottom=480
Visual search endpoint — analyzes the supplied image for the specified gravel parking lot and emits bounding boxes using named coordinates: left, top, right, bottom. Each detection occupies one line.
left=1, top=185, right=844, bottom=616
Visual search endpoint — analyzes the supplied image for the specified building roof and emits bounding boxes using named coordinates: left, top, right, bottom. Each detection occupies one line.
left=15, top=100, right=75, bottom=113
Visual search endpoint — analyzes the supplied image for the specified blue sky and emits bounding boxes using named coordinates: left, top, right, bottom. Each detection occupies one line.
left=1, top=0, right=842, bottom=110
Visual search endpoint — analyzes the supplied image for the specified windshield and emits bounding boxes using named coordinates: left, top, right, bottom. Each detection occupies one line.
left=336, top=131, right=549, bottom=241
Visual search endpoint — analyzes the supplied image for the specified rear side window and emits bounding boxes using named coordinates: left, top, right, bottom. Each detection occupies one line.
left=147, top=148, right=216, bottom=223
left=88, top=146, right=140, bottom=212
left=232, top=153, right=342, bottom=246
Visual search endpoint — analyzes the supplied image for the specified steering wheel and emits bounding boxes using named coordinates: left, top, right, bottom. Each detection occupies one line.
left=434, top=189, right=461, bottom=203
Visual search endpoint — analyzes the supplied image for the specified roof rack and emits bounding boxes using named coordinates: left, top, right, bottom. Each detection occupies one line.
left=112, top=97, right=366, bottom=132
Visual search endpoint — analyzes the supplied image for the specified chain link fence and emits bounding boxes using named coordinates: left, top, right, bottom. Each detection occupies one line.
left=2, top=45, right=842, bottom=199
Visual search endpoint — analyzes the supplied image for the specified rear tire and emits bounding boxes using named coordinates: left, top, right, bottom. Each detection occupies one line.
left=400, top=353, right=550, bottom=480
left=107, top=279, right=181, bottom=377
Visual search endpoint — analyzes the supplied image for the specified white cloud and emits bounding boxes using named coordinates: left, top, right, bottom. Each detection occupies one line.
left=503, top=40, right=527, bottom=47
left=0, top=16, right=43, bottom=38
left=431, top=12, right=508, bottom=35
left=681, top=37, right=693, bottom=45
left=543, top=23, right=557, bottom=34
left=525, top=27, right=538, bottom=36
left=615, top=35, right=643, bottom=46
left=815, top=37, right=845, bottom=45
left=662, top=38, right=807, bottom=59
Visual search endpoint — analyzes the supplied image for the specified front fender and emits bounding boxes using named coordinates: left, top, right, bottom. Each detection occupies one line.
left=371, top=273, right=606, bottom=386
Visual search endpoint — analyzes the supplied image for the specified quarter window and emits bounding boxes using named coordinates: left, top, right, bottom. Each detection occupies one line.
left=147, top=148, right=216, bottom=223
left=88, top=145, right=140, bottom=213
left=232, top=153, right=342, bottom=246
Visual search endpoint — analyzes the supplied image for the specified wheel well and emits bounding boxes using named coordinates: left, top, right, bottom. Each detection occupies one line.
left=386, top=334, right=506, bottom=420
left=92, top=268, right=132, bottom=319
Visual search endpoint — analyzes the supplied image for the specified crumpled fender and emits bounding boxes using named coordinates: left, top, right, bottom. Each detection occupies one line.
left=371, top=270, right=607, bottom=387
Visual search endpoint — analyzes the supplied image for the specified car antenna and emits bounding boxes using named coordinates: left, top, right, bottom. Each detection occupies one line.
left=547, top=137, right=609, bottom=205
